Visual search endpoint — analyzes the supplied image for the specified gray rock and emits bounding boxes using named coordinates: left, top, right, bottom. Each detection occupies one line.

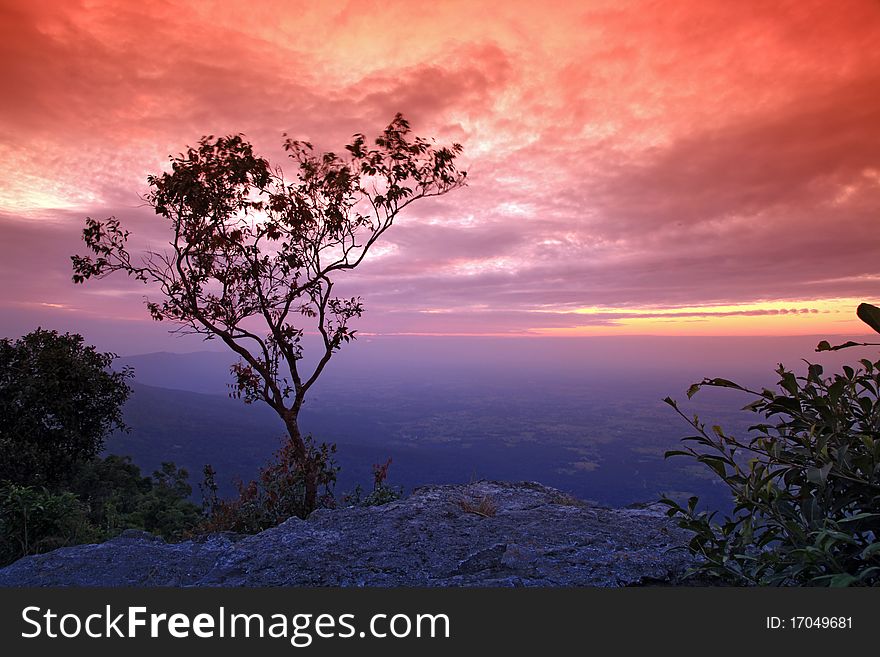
left=0, top=481, right=696, bottom=587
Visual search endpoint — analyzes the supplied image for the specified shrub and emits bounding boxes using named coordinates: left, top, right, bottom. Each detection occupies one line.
left=0, top=483, right=97, bottom=566
left=662, top=358, right=880, bottom=586
left=69, top=456, right=201, bottom=540
left=0, top=456, right=202, bottom=566
left=141, top=461, right=204, bottom=538
left=200, top=436, right=339, bottom=534
left=662, top=301, right=880, bottom=586
left=343, top=458, right=403, bottom=507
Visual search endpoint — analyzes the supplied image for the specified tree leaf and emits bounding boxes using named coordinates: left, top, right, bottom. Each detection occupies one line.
left=861, top=543, right=880, bottom=560
left=827, top=573, right=858, bottom=588
left=856, top=302, right=880, bottom=334
left=815, top=340, right=861, bottom=352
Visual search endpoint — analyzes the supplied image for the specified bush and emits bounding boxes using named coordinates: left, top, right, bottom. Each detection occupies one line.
left=0, top=456, right=202, bottom=566
left=662, top=358, right=880, bottom=586
left=200, top=436, right=339, bottom=534
left=69, top=455, right=201, bottom=540
left=0, top=483, right=97, bottom=566
left=343, top=458, right=402, bottom=507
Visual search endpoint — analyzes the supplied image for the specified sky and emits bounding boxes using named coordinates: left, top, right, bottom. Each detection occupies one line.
left=1, top=0, right=879, bottom=351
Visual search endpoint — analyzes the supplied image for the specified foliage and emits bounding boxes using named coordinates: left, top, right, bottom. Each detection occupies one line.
left=200, top=436, right=339, bottom=534
left=69, top=455, right=201, bottom=540
left=0, top=482, right=96, bottom=567
left=662, top=302, right=880, bottom=586
left=0, top=329, right=132, bottom=486
left=72, top=114, right=466, bottom=515
left=816, top=302, right=880, bottom=352
left=662, top=357, right=880, bottom=586
left=343, top=458, right=403, bottom=507
left=0, top=455, right=201, bottom=567
left=0, top=329, right=198, bottom=565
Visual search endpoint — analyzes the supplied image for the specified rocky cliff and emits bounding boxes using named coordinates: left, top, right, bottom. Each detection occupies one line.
left=0, top=481, right=696, bottom=586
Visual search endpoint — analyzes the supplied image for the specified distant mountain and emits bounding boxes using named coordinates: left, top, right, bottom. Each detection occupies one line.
left=119, top=352, right=236, bottom=395
left=118, top=334, right=854, bottom=396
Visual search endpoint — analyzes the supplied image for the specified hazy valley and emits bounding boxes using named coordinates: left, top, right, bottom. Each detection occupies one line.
left=110, top=335, right=862, bottom=510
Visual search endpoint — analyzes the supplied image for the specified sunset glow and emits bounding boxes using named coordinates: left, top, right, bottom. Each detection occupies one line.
left=1, top=0, right=879, bottom=343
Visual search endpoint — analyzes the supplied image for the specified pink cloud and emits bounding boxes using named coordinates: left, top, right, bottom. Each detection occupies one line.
left=1, top=0, right=879, bottom=341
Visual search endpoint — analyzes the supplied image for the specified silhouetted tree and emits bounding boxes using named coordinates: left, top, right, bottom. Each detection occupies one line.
left=72, top=114, right=466, bottom=511
left=0, top=329, right=132, bottom=485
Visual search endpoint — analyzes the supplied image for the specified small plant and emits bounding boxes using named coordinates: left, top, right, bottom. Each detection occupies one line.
left=661, top=303, right=880, bottom=586
left=459, top=495, right=498, bottom=518
left=200, top=435, right=339, bottom=534
left=343, top=458, right=402, bottom=507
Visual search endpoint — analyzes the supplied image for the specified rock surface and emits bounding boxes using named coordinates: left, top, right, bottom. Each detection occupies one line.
left=0, top=481, right=696, bottom=587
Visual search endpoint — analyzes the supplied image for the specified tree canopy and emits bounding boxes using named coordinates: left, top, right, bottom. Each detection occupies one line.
left=0, top=328, right=132, bottom=485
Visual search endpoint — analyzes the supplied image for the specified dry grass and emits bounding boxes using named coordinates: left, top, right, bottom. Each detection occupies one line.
left=458, top=495, right=498, bottom=518
left=548, top=491, right=587, bottom=508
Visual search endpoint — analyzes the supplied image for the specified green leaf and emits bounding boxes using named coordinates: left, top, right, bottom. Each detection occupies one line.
left=856, top=302, right=880, bottom=334
left=779, top=371, right=799, bottom=395
left=837, top=513, right=879, bottom=523
left=698, top=455, right=729, bottom=478
left=861, top=543, right=880, bottom=560
left=827, top=573, right=859, bottom=588
left=805, top=466, right=828, bottom=485
left=702, top=378, right=743, bottom=391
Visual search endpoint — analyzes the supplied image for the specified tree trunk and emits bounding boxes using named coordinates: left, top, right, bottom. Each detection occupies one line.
left=282, top=411, right=305, bottom=456
left=282, top=409, right=318, bottom=515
